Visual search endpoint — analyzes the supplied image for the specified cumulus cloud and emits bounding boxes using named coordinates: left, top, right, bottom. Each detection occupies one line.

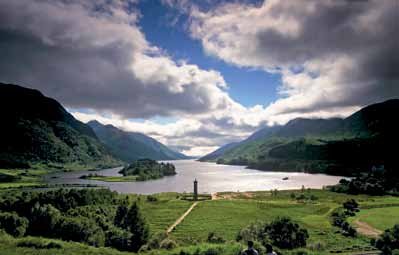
left=0, top=0, right=231, bottom=118
left=71, top=110, right=253, bottom=156
left=189, top=0, right=399, bottom=116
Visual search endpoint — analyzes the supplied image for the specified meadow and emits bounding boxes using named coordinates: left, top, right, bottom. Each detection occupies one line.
left=0, top=189, right=398, bottom=255
left=168, top=190, right=397, bottom=254
left=348, top=206, right=399, bottom=231
left=0, top=168, right=50, bottom=188
left=82, top=174, right=138, bottom=182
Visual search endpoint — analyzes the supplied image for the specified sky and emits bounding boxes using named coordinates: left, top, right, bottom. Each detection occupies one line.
left=0, top=0, right=398, bottom=156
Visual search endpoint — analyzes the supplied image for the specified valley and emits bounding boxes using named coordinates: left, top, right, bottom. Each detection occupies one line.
left=0, top=84, right=398, bottom=254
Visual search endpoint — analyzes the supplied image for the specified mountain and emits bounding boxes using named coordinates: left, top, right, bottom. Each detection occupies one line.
left=201, top=99, right=399, bottom=176
left=199, top=125, right=281, bottom=162
left=88, top=120, right=188, bottom=162
left=127, top=132, right=188, bottom=160
left=0, top=83, right=120, bottom=169
left=199, top=142, right=240, bottom=161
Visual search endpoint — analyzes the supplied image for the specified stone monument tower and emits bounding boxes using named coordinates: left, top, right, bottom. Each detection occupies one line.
left=193, top=178, right=198, bottom=201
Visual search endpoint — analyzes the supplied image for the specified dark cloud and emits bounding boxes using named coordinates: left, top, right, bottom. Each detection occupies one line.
left=0, top=0, right=230, bottom=118
left=190, top=0, right=399, bottom=116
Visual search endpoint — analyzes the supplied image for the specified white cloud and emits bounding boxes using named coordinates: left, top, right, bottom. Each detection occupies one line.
left=0, top=0, right=233, bottom=118
left=188, top=0, right=399, bottom=116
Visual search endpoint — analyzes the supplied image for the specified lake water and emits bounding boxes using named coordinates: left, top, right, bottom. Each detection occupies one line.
left=43, top=160, right=344, bottom=194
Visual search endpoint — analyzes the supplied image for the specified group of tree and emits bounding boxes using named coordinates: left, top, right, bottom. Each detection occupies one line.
left=331, top=166, right=399, bottom=196
left=119, top=159, right=176, bottom=181
left=374, top=224, right=399, bottom=254
left=237, top=217, right=309, bottom=250
left=330, top=199, right=358, bottom=237
left=0, top=188, right=149, bottom=252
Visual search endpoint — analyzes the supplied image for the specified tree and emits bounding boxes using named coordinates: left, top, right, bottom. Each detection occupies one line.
left=122, top=202, right=149, bottom=252
left=0, top=212, right=28, bottom=237
left=56, top=216, right=105, bottom=247
left=343, top=199, right=359, bottom=212
left=341, top=222, right=357, bottom=237
left=105, top=227, right=132, bottom=251
left=266, top=217, right=309, bottom=249
left=375, top=224, right=399, bottom=254
left=114, top=198, right=129, bottom=228
left=237, top=218, right=309, bottom=250
left=28, top=203, right=61, bottom=237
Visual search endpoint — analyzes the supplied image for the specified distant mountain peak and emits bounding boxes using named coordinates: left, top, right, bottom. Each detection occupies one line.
left=88, top=120, right=189, bottom=161
left=201, top=98, right=399, bottom=164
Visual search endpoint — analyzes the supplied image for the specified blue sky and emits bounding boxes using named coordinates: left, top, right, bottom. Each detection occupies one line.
left=137, top=0, right=280, bottom=109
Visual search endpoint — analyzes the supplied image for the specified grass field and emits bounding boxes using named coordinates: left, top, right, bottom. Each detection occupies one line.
left=171, top=199, right=330, bottom=241
left=348, top=206, right=399, bottom=231
left=0, top=189, right=398, bottom=254
left=0, top=233, right=130, bottom=255
left=0, top=168, right=51, bottom=188
left=138, top=193, right=194, bottom=234
left=168, top=190, right=398, bottom=253
left=84, top=175, right=138, bottom=182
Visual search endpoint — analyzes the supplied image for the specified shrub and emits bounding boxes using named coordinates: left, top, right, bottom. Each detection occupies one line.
left=105, top=227, right=132, bottom=251
left=207, top=232, right=225, bottom=244
left=147, top=232, right=168, bottom=249
left=0, top=211, right=28, bottom=237
left=331, top=209, right=346, bottom=227
left=56, top=216, right=105, bottom=247
left=307, top=241, right=326, bottom=251
left=375, top=224, right=399, bottom=254
left=236, top=221, right=268, bottom=243
left=17, top=239, right=62, bottom=249
left=343, top=199, right=359, bottom=212
left=331, top=206, right=358, bottom=237
left=296, top=194, right=307, bottom=201
left=266, top=217, right=309, bottom=249
left=28, top=203, right=61, bottom=237
left=238, top=218, right=309, bottom=250
left=147, top=195, right=158, bottom=202
left=160, top=238, right=178, bottom=250
left=341, top=222, right=357, bottom=237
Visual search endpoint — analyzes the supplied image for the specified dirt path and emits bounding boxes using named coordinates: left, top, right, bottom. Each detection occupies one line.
left=354, top=219, right=383, bottom=237
left=166, top=202, right=198, bottom=234
left=211, top=193, right=219, bottom=200
left=242, top=192, right=253, bottom=199
left=211, top=192, right=253, bottom=200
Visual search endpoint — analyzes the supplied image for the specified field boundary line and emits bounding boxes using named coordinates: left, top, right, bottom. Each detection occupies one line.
left=166, top=201, right=199, bottom=234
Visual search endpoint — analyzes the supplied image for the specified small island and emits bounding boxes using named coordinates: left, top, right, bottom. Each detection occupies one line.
left=119, top=159, right=177, bottom=181
left=80, top=159, right=177, bottom=182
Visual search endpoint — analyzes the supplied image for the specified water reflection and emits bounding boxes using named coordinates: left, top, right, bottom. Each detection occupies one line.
left=43, top=160, right=343, bottom=194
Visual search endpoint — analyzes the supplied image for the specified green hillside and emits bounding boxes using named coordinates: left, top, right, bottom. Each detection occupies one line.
left=88, top=121, right=188, bottom=162
left=202, top=99, right=399, bottom=176
left=0, top=83, right=120, bottom=170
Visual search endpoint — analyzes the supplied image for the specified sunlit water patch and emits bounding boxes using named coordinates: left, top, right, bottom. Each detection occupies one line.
left=43, top=160, right=343, bottom=194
